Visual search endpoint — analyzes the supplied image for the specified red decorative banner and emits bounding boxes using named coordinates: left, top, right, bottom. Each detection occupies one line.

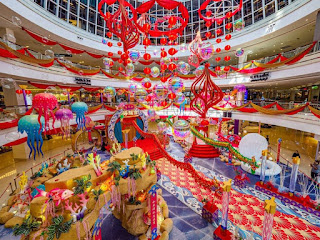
left=148, top=185, right=158, bottom=240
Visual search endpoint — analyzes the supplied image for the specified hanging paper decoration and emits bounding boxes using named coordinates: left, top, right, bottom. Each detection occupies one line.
left=199, top=42, right=214, bottom=60
left=194, top=65, right=205, bottom=77
left=234, top=18, right=245, bottom=31
left=55, top=109, right=73, bottom=139
left=188, top=31, right=203, bottom=68
left=32, top=93, right=58, bottom=134
left=18, top=115, right=45, bottom=160
left=98, top=0, right=139, bottom=52
left=199, top=0, right=243, bottom=23
left=175, top=92, right=186, bottom=105
left=125, top=63, right=135, bottom=76
left=128, top=83, right=138, bottom=94
left=142, top=78, right=152, bottom=88
left=103, top=57, right=114, bottom=68
left=71, top=102, right=88, bottom=130
left=134, top=0, right=189, bottom=37
left=190, top=64, right=224, bottom=118
left=235, top=48, right=244, bottom=57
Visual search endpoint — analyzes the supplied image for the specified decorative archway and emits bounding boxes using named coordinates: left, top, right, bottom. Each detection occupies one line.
left=107, top=107, right=148, bottom=144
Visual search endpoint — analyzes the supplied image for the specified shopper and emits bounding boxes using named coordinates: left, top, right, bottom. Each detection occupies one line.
left=292, top=150, right=300, bottom=158
left=310, top=160, right=320, bottom=180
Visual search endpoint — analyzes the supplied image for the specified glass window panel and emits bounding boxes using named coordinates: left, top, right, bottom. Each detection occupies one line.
left=59, top=0, right=68, bottom=9
left=253, top=0, right=263, bottom=11
left=265, top=0, right=275, bottom=4
left=69, top=14, right=77, bottom=26
left=47, top=1, right=57, bottom=15
left=97, top=27, right=103, bottom=37
left=88, top=23, right=95, bottom=34
left=89, top=0, right=96, bottom=8
left=244, top=15, right=252, bottom=26
left=97, top=16, right=104, bottom=27
left=59, top=8, right=67, bottom=21
left=265, top=2, right=275, bottom=17
left=244, top=1, right=252, bottom=15
left=254, top=10, right=263, bottom=23
left=79, top=18, right=87, bottom=30
left=89, top=9, right=96, bottom=23
left=80, top=3, right=87, bottom=19
left=278, top=0, right=289, bottom=10
left=34, top=0, right=45, bottom=7
left=70, top=0, right=78, bottom=15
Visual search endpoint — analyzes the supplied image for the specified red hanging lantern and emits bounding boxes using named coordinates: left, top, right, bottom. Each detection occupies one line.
left=161, top=101, right=167, bottom=107
left=225, top=34, right=232, bottom=41
left=161, top=64, right=167, bottom=71
left=168, top=16, right=177, bottom=26
left=168, top=34, right=177, bottom=41
left=118, top=59, right=123, bottom=64
left=144, top=82, right=151, bottom=89
left=117, top=42, right=122, bottom=47
left=109, top=61, right=114, bottom=67
left=121, top=53, right=129, bottom=61
left=125, top=59, right=130, bottom=65
left=206, top=11, right=212, bottom=17
left=107, top=42, right=113, bottom=47
left=168, top=92, right=176, bottom=99
left=145, top=95, right=151, bottom=102
left=25, top=90, right=32, bottom=95
left=215, top=66, right=221, bottom=71
left=205, top=21, right=212, bottom=28
left=106, top=32, right=112, bottom=38
left=69, top=92, right=74, bottom=95
left=226, top=23, right=233, bottom=30
left=216, top=29, right=222, bottom=35
left=161, top=50, right=167, bottom=58
left=168, top=63, right=177, bottom=71
left=205, top=32, right=212, bottom=39
left=224, top=66, right=230, bottom=72
left=216, top=48, right=221, bottom=53
left=108, top=52, right=113, bottom=57
left=143, top=53, right=151, bottom=61
left=215, top=57, right=221, bottom=62
left=224, top=56, right=231, bottom=61
left=168, top=48, right=178, bottom=56
left=117, top=51, right=122, bottom=55
left=15, top=89, right=23, bottom=94
left=143, top=23, right=151, bottom=33
left=118, top=66, right=123, bottom=71
left=226, top=12, right=233, bottom=19
left=161, top=77, right=167, bottom=83
left=201, top=119, right=209, bottom=126
left=225, top=45, right=231, bottom=51
left=216, top=38, right=222, bottom=44
left=216, top=19, right=223, bottom=25
left=143, top=38, right=151, bottom=46
left=160, top=38, right=167, bottom=45
left=144, top=68, right=151, bottom=74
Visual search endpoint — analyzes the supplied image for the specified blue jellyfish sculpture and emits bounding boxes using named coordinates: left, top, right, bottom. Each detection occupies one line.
left=71, top=102, right=88, bottom=130
left=18, top=115, right=45, bottom=160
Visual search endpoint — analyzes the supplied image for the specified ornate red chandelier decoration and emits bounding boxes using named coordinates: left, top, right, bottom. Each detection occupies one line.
left=98, top=0, right=189, bottom=53
left=190, top=64, right=224, bottom=118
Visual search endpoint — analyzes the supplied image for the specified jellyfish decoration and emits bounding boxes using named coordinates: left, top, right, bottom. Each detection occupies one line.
left=55, top=109, right=73, bottom=139
left=71, top=102, right=88, bottom=130
left=32, top=93, right=58, bottom=133
left=18, top=115, right=45, bottom=160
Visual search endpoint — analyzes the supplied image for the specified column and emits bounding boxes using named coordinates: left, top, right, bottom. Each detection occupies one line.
left=260, top=150, right=268, bottom=183
left=276, top=138, right=282, bottom=163
left=313, top=11, right=320, bottom=42
left=233, top=119, right=239, bottom=135
left=262, top=197, right=277, bottom=240
left=122, top=129, right=130, bottom=149
left=289, top=157, right=300, bottom=196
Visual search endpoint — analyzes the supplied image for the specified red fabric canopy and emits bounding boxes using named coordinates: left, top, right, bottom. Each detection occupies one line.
left=23, top=27, right=57, bottom=46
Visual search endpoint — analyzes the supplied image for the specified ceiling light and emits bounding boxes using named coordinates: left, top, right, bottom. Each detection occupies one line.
left=281, top=43, right=283, bottom=45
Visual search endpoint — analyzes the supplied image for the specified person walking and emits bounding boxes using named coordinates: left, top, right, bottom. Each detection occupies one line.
left=292, top=150, right=300, bottom=158
left=310, top=160, right=320, bottom=181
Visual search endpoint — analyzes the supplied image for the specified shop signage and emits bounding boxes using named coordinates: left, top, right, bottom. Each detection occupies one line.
left=250, top=72, right=270, bottom=81
left=54, top=54, right=72, bottom=57
left=75, top=77, right=91, bottom=85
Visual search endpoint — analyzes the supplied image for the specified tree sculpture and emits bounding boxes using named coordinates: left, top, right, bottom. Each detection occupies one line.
left=190, top=64, right=224, bottom=118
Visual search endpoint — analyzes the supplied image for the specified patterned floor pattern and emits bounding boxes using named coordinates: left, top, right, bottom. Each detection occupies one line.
left=156, top=156, right=320, bottom=240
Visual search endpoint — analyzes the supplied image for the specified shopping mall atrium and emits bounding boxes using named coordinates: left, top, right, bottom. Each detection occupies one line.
left=0, top=0, right=320, bottom=239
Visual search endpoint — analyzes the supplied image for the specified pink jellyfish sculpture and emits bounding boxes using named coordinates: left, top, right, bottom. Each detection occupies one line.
left=55, top=109, right=73, bottom=139
left=32, top=93, right=58, bottom=133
